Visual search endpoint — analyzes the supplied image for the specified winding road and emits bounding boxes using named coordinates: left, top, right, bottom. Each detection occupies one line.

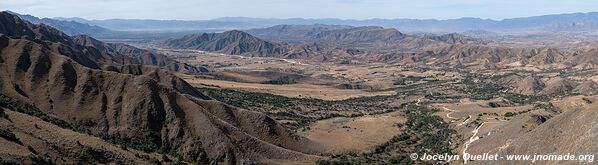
left=440, top=105, right=486, bottom=164
left=463, top=122, right=486, bottom=164
left=441, top=106, right=472, bottom=126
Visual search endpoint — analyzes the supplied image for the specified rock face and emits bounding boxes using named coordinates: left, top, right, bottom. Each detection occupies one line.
left=163, top=30, right=287, bottom=56
left=421, top=33, right=482, bottom=44
left=305, top=26, right=407, bottom=43
left=247, top=25, right=485, bottom=51
left=0, top=11, right=320, bottom=164
left=108, top=43, right=209, bottom=73
left=371, top=43, right=598, bottom=69
left=163, top=25, right=598, bottom=70
left=72, top=35, right=208, bottom=74
left=247, top=24, right=354, bottom=42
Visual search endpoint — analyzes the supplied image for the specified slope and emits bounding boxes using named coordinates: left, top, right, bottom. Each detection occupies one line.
left=163, top=30, right=287, bottom=56
left=0, top=11, right=322, bottom=164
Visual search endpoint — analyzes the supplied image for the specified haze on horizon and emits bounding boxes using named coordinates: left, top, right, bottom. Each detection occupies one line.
left=2, top=0, right=598, bottom=21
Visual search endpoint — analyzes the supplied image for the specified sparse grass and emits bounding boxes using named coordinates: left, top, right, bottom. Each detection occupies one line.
left=260, top=76, right=297, bottom=85
left=393, top=75, right=426, bottom=85
left=0, top=93, right=86, bottom=133
left=98, top=130, right=161, bottom=153
left=197, top=87, right=397, bottom=131
left=318, top=103, right=456, bottom=164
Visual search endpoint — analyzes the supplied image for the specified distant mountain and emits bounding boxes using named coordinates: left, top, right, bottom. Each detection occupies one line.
left=301, top=26, right=407, bottom=43
left=164, top=25, right=598, bottom=70
left=420, top=33, right=481, bottom=44
left=218, top=13, right=598, bottom=33
left=163, top=30, right=287, bottom=56
left=18, top=11, right=598, bottom=34
left=73, top=35, right=208, bottom=73
left=246, top=24, right=353, bottom=43
left=247, top=25, right=482, bottom=51
left=373, top=44, right=598, bottom=70
left=0, top=11, right=321, bottom=164
left=53, top=17, right=261, bottom=32
left=162, top=30, right=379, bottom=61
left=8, top=11, right=113, bottom=36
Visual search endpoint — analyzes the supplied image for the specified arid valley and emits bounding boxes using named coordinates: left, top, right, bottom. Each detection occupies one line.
left=2, top=1, right=598, bottom=164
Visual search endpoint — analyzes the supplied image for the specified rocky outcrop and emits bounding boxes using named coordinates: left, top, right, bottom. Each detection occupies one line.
left=163, top=30, right=287, bottom=56
left=0, top=11, right=319, bottom=164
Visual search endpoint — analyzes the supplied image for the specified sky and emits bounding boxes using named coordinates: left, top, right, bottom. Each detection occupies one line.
left=2, top=0, right=598, bottom=20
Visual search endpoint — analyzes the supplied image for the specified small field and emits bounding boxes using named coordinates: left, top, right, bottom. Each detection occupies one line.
left=298, top=111, right=405, bottom=154
left=185, top=77, right=395, bottom=100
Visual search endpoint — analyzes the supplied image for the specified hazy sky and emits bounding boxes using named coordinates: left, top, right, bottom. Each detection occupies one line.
left=2, top=0, right=598, bottom=20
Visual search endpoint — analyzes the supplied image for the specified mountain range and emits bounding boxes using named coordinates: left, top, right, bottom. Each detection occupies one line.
left=163, top=25, right=484, bottom=56
left=159, top=24, right=598, bottom=70
left=49, top=12, right=598, bottom=33
left=3, top=8, right=598, bottom=164
left=0, top=11, right=323, bottom=164
left=8, top=11, right=114, bottom=36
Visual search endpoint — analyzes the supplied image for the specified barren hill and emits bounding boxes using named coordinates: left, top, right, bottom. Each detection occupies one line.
left=0, top=108, right=151, bottom=164
left=0, top=12, right=322, bottom=164
left=574, top=81, right=598, bottom=95
left=468, top=97, right=598, bottom=165
left=540, top=77, right=577, bottom=94
left=163, top=30, right=287, bottom=56
left=246, top=24, right=353, bottom=43
left=497, top=74, right=545, bottom=95
left=6, top=11, right=113, bottom=37
left=73, top=35, right=208, bottom=74
left=248, top=25, right=484, bottom=51
left=421, top=33, right=483, bottom=44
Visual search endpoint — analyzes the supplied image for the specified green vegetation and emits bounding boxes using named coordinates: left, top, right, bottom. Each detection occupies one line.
left=459, top=81, right=507, bottom=100
left=260, top=76, right=297, bottom=85
left=504, top=112, right=516, bottom=117
left=0, top=93, right=87, bottom=133
left=393, top=75, right=426, bottom=85
left=0, top=93, right=164, bottom=151
left=504, top=94, right=549, bottom=105
left=197, top=87, right=397, bottom=131
left=0, top=108, right=6, bottom=119
left=27, top=145, right=37, bottom=154
left=317, top=103, right=457, bottom=164
left=29, top=154, right=55, bottom=165
left=461, top=73, right=554, bottom=104
left=0, top=128, right=21, bottom=145
left=394, top=76, right=457, bottom=99
left=582, top=98, right=593, bottom=104
left=98, top=130, right=161, bottom=153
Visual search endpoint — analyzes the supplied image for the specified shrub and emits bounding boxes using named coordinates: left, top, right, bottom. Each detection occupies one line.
left=504, top=112, right=515, bottom=117
left=260, top=76, right=297, bottom=85
left=0, top=128, right=21, bottom=144
left=27, top=145, right=37, bottom=154
left=0, top=108, right=5, bottom=118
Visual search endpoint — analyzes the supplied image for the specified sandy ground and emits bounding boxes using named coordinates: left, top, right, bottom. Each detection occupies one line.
left=435, top=99, right=534, bottom=122
left=184, top=78, right=396, bottom=100
left=298, top=111, right=405, bottom=154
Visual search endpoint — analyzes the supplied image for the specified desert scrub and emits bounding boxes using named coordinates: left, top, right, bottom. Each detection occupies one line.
left=0, top=128, right=21, bottom=144
left=197, top=87, right=398, bottom=131
left=318, top=103, right=457, bottom=164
